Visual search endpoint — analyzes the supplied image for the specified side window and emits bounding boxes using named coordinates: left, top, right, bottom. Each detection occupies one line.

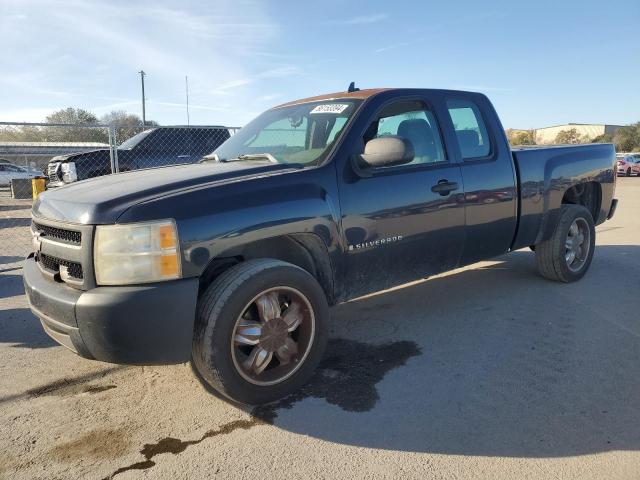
left=364, top=100, right=446, bottom=166
left=160, top=129, right=189, bottom=153
left=142, top=129, right=188, bottom=153
left=446, top=99, right=491, bottom=159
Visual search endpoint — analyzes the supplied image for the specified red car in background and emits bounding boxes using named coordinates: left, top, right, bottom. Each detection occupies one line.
left=617, top=153, right=640, bottom=176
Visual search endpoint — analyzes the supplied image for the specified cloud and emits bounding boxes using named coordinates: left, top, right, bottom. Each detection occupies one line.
left=374, top=39, right=423, bottom=54
left=1, top=107, right=63, bottom=123
left=452, top=85, right=513, bottom=93
left=337, top=14, right=388, bottom=25
left=257, top=94, right=281, bottom=102
left=209, top=66, right=300, bottom=95
left=154, top=101, right=224, bottom=112
left=0, top=0, right=280, bottom=126
left=209, top=79, right=253, bottom=96
left=257, top=66, right=302, bottom=78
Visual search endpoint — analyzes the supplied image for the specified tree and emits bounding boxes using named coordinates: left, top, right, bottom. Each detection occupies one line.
left=554, top=128, right=586, bottom=144
left=100, top=110, right=145, bottom=143
left=613, top=123, right=640, bottom=152
left=507, top=129, right=536, bottom=146
left=591, top=133, right=613, bottom=144
left=43, top=107, right=108, bottom=143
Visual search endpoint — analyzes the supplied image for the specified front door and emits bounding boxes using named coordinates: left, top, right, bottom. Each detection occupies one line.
left=338, top=98, right=466, bottom=298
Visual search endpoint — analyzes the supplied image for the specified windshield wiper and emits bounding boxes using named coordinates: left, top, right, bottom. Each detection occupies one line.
left=223, top=153, right=279, bottom=164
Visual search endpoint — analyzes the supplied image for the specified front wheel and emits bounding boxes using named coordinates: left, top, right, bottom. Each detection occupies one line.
left=535, top=204, right=595, bottom=282
left=627, top=168, right=632, bottom=177
left=192, top=259, right=328, bottom=405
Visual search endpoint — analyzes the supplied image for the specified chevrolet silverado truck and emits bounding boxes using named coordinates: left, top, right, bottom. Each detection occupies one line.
left=24, top=88, right=618, bottom=405
left=46, top=125, right=231, bottom=187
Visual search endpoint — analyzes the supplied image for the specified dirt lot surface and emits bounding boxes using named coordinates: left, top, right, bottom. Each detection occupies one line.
left=1, top=178, right=639, bottom=480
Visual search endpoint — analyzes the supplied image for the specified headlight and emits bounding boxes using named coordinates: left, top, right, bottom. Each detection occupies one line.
left=94, top=220, right=181, bottom=285
left=61, top=162, right=77, bottom=183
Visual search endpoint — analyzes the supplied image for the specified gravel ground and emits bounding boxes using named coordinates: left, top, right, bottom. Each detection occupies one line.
left=1, top=178, right=639, bottom=480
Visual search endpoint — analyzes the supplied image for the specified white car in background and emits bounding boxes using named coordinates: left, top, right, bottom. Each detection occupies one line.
left=0, top=161, right=42, bottom=186
left=616, top=153, right=640, bottom=177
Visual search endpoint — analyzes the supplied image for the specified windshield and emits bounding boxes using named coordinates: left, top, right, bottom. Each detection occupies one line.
left=118, top=129, right=154, bottom=150
left=209, top=100, right=362, bottom=167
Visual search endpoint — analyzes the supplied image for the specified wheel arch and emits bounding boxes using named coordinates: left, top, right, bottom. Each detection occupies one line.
left=198, top=233, right=335, bottom=305
left=561, top=181, right=602, bottom=224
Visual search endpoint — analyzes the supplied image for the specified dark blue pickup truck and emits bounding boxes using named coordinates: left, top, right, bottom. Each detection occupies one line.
left=24, top=88, right=617, bottom=404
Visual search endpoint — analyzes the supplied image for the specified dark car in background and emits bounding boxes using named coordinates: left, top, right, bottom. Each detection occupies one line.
left=46, top=126, right=232, bottom=187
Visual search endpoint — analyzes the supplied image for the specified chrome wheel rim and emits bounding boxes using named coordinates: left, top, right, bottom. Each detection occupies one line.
left=565, top=218, right=590, bottom=272
left=231, top=286, right=315, bottom=386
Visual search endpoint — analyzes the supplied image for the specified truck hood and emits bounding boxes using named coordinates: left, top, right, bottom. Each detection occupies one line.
left=33, top=161, right=298, bottom=224
left=51, top=149, right=109, bottom=162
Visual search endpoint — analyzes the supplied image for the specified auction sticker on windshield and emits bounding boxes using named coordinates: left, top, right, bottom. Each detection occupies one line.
left=310, top=104, right=350, bottom=114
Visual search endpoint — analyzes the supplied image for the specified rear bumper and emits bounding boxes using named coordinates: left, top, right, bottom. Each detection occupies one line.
left=23, top=256, right=199, bottom=364
left=607, top=199, right=618, bottom=220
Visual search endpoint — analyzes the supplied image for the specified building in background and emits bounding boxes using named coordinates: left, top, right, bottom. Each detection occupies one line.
left=534, top=124, right=623, bottom=144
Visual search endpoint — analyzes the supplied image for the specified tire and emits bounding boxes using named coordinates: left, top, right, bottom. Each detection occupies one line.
left=627, top=168, right=631, bottom=177
left=192, top=259, right=329, bottom=405
left=535, top=204, right=596, bottom=283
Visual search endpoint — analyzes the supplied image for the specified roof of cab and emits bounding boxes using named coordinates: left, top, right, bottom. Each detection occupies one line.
left=273, top=87, right=488, bottom=109
left=274, top=88, right=391, bottom=108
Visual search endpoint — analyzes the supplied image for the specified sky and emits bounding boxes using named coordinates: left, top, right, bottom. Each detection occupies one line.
left=1, top=0, right=639, bottom=129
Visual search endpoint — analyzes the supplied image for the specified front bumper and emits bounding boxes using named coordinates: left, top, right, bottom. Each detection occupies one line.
left=23, top=256, right=199, bottom=365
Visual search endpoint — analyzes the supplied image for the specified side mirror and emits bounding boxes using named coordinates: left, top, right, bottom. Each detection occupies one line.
left=359, top=136, right=414, bottom=168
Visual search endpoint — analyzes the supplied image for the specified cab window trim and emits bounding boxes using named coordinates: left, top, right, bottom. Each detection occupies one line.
left=355, top=95, right=451, bottom=176
left=446, top=97, right=496, bottom=163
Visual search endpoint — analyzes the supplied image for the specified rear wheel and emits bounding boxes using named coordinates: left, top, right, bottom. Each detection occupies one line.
left=192, top=259, right=328, bottom=405
left=627, top=168, right=632, bottom=177
left=535, top=204, right=595, bottom=282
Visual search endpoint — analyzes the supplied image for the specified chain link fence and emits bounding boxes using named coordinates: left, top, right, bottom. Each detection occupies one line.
left=0, top=121, right=238, bottom=271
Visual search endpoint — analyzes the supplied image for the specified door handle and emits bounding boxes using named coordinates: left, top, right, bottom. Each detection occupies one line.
left=431, top=180, right=459, bottom=196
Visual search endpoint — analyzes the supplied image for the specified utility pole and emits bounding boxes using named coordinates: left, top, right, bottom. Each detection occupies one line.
left=185, top=75, right=190, bottom=125
left=139, top=70, right=146, bottom=126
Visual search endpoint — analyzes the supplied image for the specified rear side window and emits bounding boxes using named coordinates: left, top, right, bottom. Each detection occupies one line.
left=446, top=99, right=491, bottom=159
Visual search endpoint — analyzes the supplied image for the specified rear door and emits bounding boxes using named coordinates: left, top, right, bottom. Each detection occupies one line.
left=443, top=95, right=518, bottom=265
left=136, top=128, right=191, bottom=168
left=191, top=128, right=231, bottom=159
left=338, top=97, right=466, bottom=297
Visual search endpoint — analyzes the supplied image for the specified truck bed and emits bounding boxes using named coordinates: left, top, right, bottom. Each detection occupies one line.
left=511, top=143, right=616, bottom=250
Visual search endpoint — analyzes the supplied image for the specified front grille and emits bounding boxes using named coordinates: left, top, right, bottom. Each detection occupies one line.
left=38, top=253, right=83, bottom=280
left=48, top=163, right=60, bottom=182
left=33, top=222, right=82, bottom=245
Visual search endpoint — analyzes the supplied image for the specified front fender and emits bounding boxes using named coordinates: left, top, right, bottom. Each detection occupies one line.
left=116, top=165, right=343, bottom=280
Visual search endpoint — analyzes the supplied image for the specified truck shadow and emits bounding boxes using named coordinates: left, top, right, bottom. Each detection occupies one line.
left=0, top=308, right=57, bottom=350
left=0, top=256, right=25, bottom=266
left=0, top=273, right=25, bottom=299
left=255, top=245, right=640, bottom=458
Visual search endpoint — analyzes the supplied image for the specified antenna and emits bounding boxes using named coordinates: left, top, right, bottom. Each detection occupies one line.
left=348, top=81, right=359, bottom=93
left=139, top=70, right=146, bottom=126
left=185, top=75, right=190, bottom=126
